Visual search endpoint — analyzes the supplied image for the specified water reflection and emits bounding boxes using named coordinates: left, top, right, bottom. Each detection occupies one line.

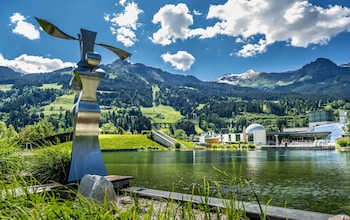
left=103, top=150, right=350, bottom=214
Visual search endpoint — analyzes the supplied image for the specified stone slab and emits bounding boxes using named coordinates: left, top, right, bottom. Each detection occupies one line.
left=122, top=187, right=335, bottom=220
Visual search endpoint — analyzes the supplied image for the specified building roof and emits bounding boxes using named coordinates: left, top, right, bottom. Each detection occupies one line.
left=246, top=123, right=265, bottom=134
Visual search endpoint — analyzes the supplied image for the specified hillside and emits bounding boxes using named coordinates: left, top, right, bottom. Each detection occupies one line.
left=0, top=58, right=350, bottom=134
left=214, top=58, right=350, bottom=97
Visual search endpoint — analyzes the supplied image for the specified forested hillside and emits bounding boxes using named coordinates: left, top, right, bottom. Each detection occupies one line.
left=214, top=58, right=350, bottom=97
left=1, top=59, right=350, bottom=140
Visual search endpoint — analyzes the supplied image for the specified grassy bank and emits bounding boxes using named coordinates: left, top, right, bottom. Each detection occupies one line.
left=52, top=134, right=167, bottom=150
left=99, top=134, right=166, bottom=150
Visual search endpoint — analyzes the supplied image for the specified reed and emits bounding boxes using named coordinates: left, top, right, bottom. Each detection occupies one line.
left=28, top=144, right=71, bottom=184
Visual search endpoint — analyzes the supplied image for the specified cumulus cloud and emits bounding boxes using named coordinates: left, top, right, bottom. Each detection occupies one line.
left=150, top=3, right=194, bottom=45
left=151, top=0, right=350, bottom=57
left=161, top=51, right=195, bottom=71
left=104, top=1, right=143, bottom=47
left=237, top=39, right=268, bottom=58
left=0, top=53, right=74, bottom=74
left=9, top=13, right=40, bottom=40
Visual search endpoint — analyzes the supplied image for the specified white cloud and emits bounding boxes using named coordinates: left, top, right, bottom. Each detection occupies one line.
left=119, top=0, right=126, bottom=6
left=0, top=53, right=74, bottom=74
left=236, top=39, right=268, bottom=57
left=161, top=51, right=195, bottom=71
left=204, top=0, right=350, bottom=56
left=9, top=13, right=40, bottom=40
left=151, top=1, right=350, bottom=57
left=150, top=3, right=194, bottom=45
left=104, top=1, right=143, bottom=47
left=193, top=10, right=202, bottom=16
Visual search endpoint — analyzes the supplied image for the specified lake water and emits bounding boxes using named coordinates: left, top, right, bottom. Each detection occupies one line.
left=103, top=150, right=350, bottom=215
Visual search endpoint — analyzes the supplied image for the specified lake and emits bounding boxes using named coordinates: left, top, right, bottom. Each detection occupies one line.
left=103, top=150, right=350, bottom=215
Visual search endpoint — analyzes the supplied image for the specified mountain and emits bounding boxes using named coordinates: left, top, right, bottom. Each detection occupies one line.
left=0, top=58, right=349, bottom=132
left=1, top=57, right=348, bottom=100
left=0, top=66, right=23, bottom=83
left=103, top=60, right=202, bottom=86
left=214, top=58, right=350, bottom=97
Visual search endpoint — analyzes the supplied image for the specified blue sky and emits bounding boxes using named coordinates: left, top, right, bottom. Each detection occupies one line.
left=1, top=0, right=350, bottom=81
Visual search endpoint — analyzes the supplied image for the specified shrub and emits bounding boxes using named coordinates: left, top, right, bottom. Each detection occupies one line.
left=141, top=130, right=152, bottom=138
left=210, top=144, right=221, bottom=148
left=248, top=144, right=256, bottom=149
left=29, top=143, right=71, bottom=184
left=336, top=137, right=350, bottom=147
left=174, top=142, right=181, bottom=149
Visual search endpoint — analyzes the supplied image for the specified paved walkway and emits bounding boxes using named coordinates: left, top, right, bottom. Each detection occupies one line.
left=122, top=187, right=334, bottom=220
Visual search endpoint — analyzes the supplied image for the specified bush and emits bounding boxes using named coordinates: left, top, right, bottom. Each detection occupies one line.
left=336, top=137, right=350, bottom=147
left=141, top=130, right=152, bottom=138
left=174, top=142, right=181, bottom=149
left=29, top=143, right=71, bottom=184
left=209, top=144, right=221, bottom=148
left=248, top=144, right=256, bottom=149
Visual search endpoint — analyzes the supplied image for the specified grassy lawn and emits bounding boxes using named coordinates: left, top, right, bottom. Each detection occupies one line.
left=141, top=104, right=183, bottom=124
left=42, top=94, right=75, bottom=115
left=99, top=134, right=165, bottom=150
left=54, top=134, right=166, bottom=150
left=40, top=83, right=63, bottom=89
left=0, top=84, right=13, bottom=91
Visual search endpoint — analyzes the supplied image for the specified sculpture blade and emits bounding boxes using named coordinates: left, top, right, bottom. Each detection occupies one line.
left=95, top=42, right=132, bottom=60
left=35, top=17, right=78, bottom=40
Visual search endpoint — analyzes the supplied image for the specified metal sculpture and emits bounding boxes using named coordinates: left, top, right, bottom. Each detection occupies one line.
left=36, top=18, right=131, bottom=182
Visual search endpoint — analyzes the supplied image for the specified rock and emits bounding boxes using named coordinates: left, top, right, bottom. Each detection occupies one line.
left=329, top=214, right=350, bottom=220
left=120, top=196, right=133, bottom=205
left=78, top=174, right=117, bottom=205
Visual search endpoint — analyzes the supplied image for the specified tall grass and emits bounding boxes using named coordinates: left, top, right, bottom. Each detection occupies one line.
left=29, top=143, right=71, bottom=184
left=0, top=143, right=23, bottom=184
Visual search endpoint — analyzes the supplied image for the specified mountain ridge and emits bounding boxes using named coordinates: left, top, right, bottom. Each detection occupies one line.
left=1, top=57, right=349, bottom=97
left=214, top=57, right=350, bottom=97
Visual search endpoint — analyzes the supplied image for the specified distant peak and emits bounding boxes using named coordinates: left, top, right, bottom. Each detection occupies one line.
left=309, top=58, right=337, bottom=66
left=240, top=69, right=258, bottom=77
left=340, top=62, right=350, bottom=68
left=213, top=69, right=259, bottom=85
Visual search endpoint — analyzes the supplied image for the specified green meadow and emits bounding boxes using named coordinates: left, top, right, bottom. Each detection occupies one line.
left=141, top=104, right=183, bottom=124
left=99, top=134, right=165, bottom=150
left=0, top=84, right=13, bottom=91
left=42, top=94, right=75, bottom=115
left=40, top=83, right=63, bottom=89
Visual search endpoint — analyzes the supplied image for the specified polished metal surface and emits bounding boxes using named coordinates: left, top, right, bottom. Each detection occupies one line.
left=35, top=17, right=132, bottom=61
left=68, top=29, right=107, bottom=182
left=36, top=17, right=132, bottom=182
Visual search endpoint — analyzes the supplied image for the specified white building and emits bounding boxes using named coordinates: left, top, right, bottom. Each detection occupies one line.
left=197, top=110, right=347, bottom=147
left=245, top=123, right=266, bottom=145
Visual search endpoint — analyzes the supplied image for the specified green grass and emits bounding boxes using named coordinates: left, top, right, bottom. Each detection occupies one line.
left=40, top=83, right=62, bottom=89
left=0, top=84, right=13, bottom=91
left=173, top=138, right=196, bottom=148
left=141, top=104, right=183, bottom=123
left=42, top=94, right=75, bottom=115
left=52, top=135, right=165, bottom=150
left=99, top=134, right=165, bottom=150
left=29, top=144, right=71, bottom=184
